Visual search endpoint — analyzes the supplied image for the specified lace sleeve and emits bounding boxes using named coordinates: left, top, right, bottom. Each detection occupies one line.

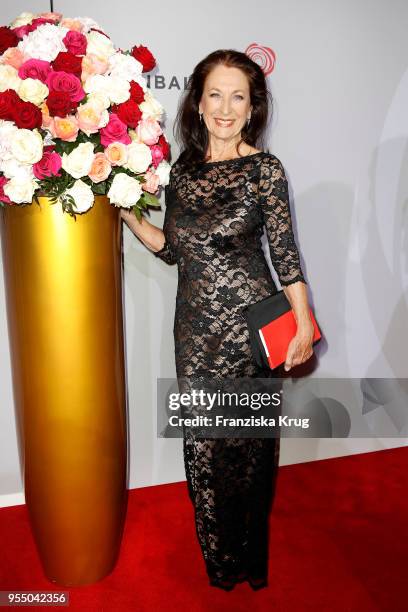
left=259, top=154, right=307, bottom=287
left=153, top=168, right=178, bottom=266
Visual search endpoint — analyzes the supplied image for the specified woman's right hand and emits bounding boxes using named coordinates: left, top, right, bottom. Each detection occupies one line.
left=119, top=206, right=165, bottom=253
left=120, top=208, right=135, bottom=223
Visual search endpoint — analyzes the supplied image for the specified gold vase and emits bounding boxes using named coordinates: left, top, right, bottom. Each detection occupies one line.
left=0, top=196, right=128, bottom=587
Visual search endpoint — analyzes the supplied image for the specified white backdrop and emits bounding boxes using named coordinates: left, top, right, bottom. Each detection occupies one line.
left=1, top=0, right=407, bottom=506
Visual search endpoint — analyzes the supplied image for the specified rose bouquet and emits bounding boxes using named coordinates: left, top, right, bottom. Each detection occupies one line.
left=0, top=11, right=170, bottom=218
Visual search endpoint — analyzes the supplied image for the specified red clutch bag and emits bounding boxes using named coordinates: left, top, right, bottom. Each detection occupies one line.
left=243, top=290, right=322, bottom=370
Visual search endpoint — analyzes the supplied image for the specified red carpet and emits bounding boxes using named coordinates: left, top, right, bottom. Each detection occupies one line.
left=0, top=446, right=406, bottom=611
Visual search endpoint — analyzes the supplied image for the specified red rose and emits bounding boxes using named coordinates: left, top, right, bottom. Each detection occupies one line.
left=130, top=45, right=156, bottom=73
left=46, top=91, right=78, bottom=118
left=13, top=100, right=42, bottom=129
left=63, top=31, right=87, bottom=56
left=129, top=80, right=145, bottom=104
left=0, top=89, right=21, bottom=121
left=111, top=99, right=142, bottom=128
left=158, top=134, right=170, bottom=160
left=52, top=52, right=83, bottom=78
left=0, top=26, right=19, bottom=55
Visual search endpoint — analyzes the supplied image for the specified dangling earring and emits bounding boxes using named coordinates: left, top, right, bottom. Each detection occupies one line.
left=199, top=112, right=203, bottom=123
left=246, top=116, right=251, bottom=128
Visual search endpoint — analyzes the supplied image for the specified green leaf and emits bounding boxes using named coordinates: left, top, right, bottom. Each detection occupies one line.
left=92, top=181, right=107, bottom=195
left=141, top=192, right=161, bottom=207
left=132, top=205, right=142, bottom=222
left=60, top=193, right=78, bottom=221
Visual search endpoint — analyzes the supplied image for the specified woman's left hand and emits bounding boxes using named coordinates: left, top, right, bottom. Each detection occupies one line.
left=284, top=321, right=315, bottom=371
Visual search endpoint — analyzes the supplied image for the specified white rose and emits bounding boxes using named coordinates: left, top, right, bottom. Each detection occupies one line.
left=65, top=179, right=94, bottom=214
left=18, top=78, right=49, bottom=106
left=10, top=12, right=34, bottom=28
left=11, top=129, right=43, bottom=165
left=125, top=142, right=152, bottom=174
left=108, top=173, right=143, bottom=208
left=84, top=74, right=130, bottom=105
left=128, top=130, right=138, bottom=142
left=0, top=158, right=35, bottom=180
left=62, top=142, right=95, bottom=179
left=108, top=52, right=143, bottom=81
left=140, top=92, right=164, bottom=122
left=75, top=17, right=102, bottom=33
left=155, top=160, right=171, bottom=187
left=84, top=74, right=110, bottom=99
left=18, top=24, right=68, bottom=62
left=0, top=121, right=19, bottom=162
left=76, top=100, right=109, bottom=136
left=107, top=76, right=130, bottom=104
left=4, top=176, right=38, bottom=204
left=86, top=31, right=115, bottom=59
left=87, top=91, right=111, bottom=110
left=0, top=65, right=21, bottom=93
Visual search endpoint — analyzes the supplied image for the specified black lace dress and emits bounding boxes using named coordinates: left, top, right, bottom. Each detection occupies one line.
left=154, top=151, right=307, bottom=590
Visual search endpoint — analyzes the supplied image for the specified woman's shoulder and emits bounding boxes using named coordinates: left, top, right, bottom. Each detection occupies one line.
left=167, top=153, right=184, bottom=185
left=168, top=149, right=283, bottom=175
left=168, top=151, right=187, bottom=177
left=258, top=150, right=281, bottom=164
left=258, top=151, right=286, bottom=176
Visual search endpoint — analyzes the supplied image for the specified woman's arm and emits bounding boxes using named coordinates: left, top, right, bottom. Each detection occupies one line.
left=120, top=208, right=165, bottom=253
left=259, top=155, right=314, bottom=371
left=121, top=165, right=179, bottom=266
left=282, top=281, right=314, bottom=371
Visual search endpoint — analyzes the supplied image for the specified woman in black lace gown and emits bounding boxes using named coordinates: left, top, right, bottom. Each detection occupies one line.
left=121, top=50, right=315, bottom=591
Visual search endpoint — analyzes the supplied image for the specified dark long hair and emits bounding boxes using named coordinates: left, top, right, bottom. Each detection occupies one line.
left=173, top=49, right=272, bottom=171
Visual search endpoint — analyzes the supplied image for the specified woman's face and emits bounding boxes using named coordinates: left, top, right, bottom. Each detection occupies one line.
left=198, top=64, right=252, bottom=145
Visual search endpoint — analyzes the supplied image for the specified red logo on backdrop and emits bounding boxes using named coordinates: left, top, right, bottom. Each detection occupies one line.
left=245, top=43, right=276, bottom=75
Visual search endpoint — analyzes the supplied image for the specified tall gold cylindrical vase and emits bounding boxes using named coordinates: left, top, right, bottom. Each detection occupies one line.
left=0, top=196, right=128, bottom=586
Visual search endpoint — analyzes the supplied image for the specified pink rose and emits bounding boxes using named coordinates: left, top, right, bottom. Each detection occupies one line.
left=100, top=113, right=131, bottom=147
left=38, top=12, right=62, bottom=22
left=76, top=101, right=108, bottom=136
left=18, top=59, right=52, bottom=83
left=88, top=152, right=112, bottom=183
left=12, top=25, right=34, bottom=38
left=135, top=117, right=162, bottom=146
left=50, top=115, right=79, bottom=142
left=40, top=102, right=53, bottom=129
left=0, top=47, right=26, bottom=70
left=0, top=176, right=11, bottom=204
left=63, top=31, right=87, bottom=56
left=104, top=142, right=127, bottom=166
left=33, top=148, right=62, bottom=179
left=142, top=170, right=160, bottom=194
left=81, top=53, right=109, bottom=81
left=150, top=144, right=164, bottom=168
left=13, top=18, right=53, bottom=38
left=32, top=18, right=54, bottom=27
left=60, top=18, right=84, bottom=32
left=47, top=71, right=85, bottom=102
